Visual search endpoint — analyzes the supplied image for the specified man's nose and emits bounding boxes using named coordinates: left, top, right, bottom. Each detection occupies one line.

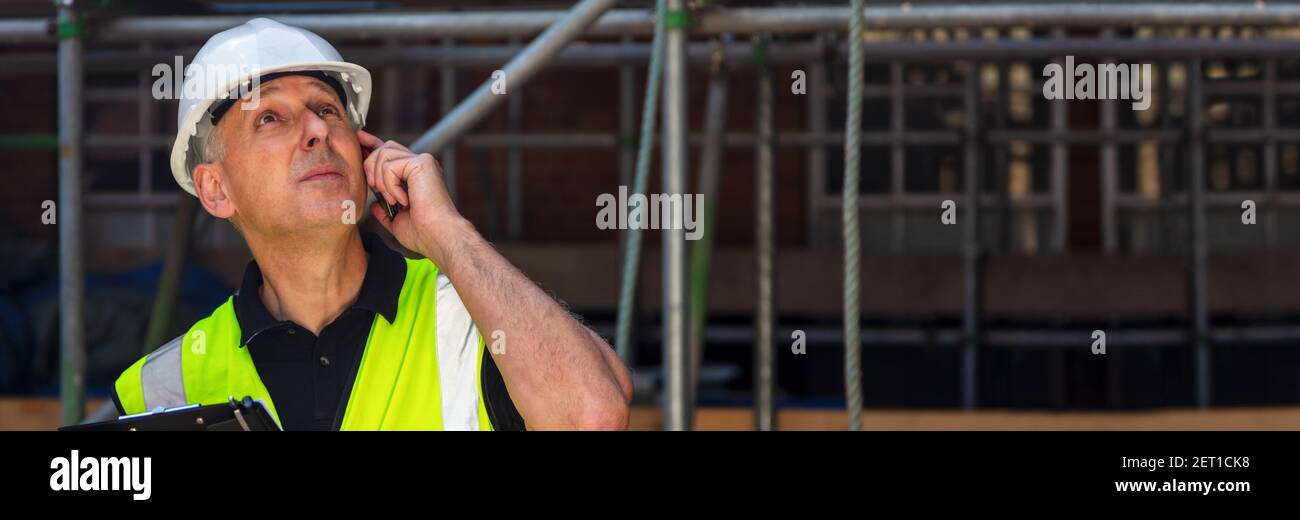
left=301, top=111, right=329, bottom=150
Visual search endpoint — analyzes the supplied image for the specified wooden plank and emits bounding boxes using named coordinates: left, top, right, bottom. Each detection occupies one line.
left=627, top=406, right=1300, bottom=431
left=5, top=399, right=1298, bottom=430
left=0, top=398, right=107, bottom=431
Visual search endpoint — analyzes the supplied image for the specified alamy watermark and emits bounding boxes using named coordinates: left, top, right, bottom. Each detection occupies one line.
left=50, top=450, right=151, bottom=501
left=151, top=55, right=262, bottom=109
left=596, top=186, right=704, bottom=241
left=1043, top=56, right=1153, bottom=111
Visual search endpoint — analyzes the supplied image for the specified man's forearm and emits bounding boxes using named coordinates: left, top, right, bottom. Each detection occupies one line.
left=423, top=217, right=633, bottom=430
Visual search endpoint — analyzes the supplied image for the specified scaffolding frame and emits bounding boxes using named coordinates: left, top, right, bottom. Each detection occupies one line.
left=7, top=2, right=1300, bottom=427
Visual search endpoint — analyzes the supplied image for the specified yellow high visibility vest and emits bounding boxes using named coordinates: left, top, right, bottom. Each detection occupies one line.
left=113, top=257, right=494, bottom=430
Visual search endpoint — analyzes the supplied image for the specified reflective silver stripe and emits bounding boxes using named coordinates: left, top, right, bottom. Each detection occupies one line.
left=140, top=335, right=187, bottom=411
left=435, top=271, right=483, bottom=431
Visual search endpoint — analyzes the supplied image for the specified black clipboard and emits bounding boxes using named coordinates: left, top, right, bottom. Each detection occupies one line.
left=59, top=396, right=281, bottom=431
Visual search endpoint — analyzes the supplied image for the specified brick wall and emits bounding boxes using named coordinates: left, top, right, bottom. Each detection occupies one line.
left=0, top=72, right=58, bottom=243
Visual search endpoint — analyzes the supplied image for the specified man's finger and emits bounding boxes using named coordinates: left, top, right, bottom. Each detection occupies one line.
left=364, top=141, right=392, bottom=179
left=363, top=152, right=377, bottom=194
left=362, top=143, right=378, bottom=185
left=382, top=161, right=410, bottom=207
left=368, top=147, right=400, bottom=205
left=384, top=139, right=411, bottom=155
left=357, top=129, right=384, bottom=149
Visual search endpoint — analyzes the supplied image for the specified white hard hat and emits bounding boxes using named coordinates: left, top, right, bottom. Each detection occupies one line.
left=169, top=17, right=371, bottom=196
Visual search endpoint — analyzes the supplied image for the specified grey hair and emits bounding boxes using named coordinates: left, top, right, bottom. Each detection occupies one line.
left=200, top=126, right=227, bottom=164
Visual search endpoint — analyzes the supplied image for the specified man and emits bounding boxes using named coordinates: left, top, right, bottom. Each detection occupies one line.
left=112, top=18, right=633, bottom=430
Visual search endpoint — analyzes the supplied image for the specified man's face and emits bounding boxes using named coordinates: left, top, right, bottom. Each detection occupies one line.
left=208, top=74, right=366, bottom=235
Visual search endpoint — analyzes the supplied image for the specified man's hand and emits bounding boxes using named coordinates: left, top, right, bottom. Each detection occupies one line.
left=358, top=129, right=466, bottom=266
left=357, top=130, right=633, bottom=430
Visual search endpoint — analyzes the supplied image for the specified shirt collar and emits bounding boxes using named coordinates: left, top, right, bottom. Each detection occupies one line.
left=233, top=232, right=407, bottom=347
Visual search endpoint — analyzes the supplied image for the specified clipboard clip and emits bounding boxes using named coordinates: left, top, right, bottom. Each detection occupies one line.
left=228, top=396, right=257, bottom=431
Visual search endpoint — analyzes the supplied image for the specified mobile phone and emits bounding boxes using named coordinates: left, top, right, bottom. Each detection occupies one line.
left=362, top=144, right=400, bottom=219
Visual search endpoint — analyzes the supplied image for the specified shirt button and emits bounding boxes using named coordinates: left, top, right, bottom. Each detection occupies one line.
left=319, top=356, right=331, bottom=367
left=286, top=327, right=296, bottom=335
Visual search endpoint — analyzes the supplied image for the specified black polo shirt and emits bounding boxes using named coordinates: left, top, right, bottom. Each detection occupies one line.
left=115, top=232, right=525, bottom=431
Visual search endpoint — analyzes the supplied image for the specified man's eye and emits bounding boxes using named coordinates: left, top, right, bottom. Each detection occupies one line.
left=318, top=105, right=339, bottom=117
left=257, top=112, right=277, bottom=125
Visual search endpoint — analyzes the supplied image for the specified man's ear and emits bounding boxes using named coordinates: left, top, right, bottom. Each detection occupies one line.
left=192, top=162, right=236, bottom=219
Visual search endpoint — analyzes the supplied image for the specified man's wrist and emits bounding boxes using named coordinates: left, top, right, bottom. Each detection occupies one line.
left=419, top=215, right=478, bottom=269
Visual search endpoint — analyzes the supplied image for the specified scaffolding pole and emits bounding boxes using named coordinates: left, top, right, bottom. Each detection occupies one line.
left=0, top=41, right=821, bottom=73
left=71, top=8, right=849, bottom=41
left=843, top=0, right=864, bottom=431
left=614, top=0, right=668, bottom=369
left=440, top=37, right=458, bottom=201
left=754, top=34, right=776, bottom=432
left=961, top=60, right=981, bottom=411
left=507, top=36, right=524, bottom=240
left=688, top=37, right=729, bottom=422
left=615, top=34, right=637, bottom=367
left=7, top=4, right=1300, bottom=44
left=858, top=3, right=1300, bottom=28
left=56, top=2, right=85, bottom=427
left=1265, top=60, right=1279, bottom=248
left=661, top=0, right=689, bottom=431
left=889, top=61, right=904, bottom=251
left=409, top=0, right=618, bottom=155
left=1048, top=28, right=1069, bottom=406
left=73, top=127, right=1300, bottom=150
left=806, top=36, right=827, bottom=248
left=1049, top=29, right=1068, bottom=252
left=1188, top=60, right=1211, bottom=408
left=18, top=38, right=1300, bottom=74
left=0, top=18, right=48, bottom=42
left=1101, top=28, right=1119, bottom=253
